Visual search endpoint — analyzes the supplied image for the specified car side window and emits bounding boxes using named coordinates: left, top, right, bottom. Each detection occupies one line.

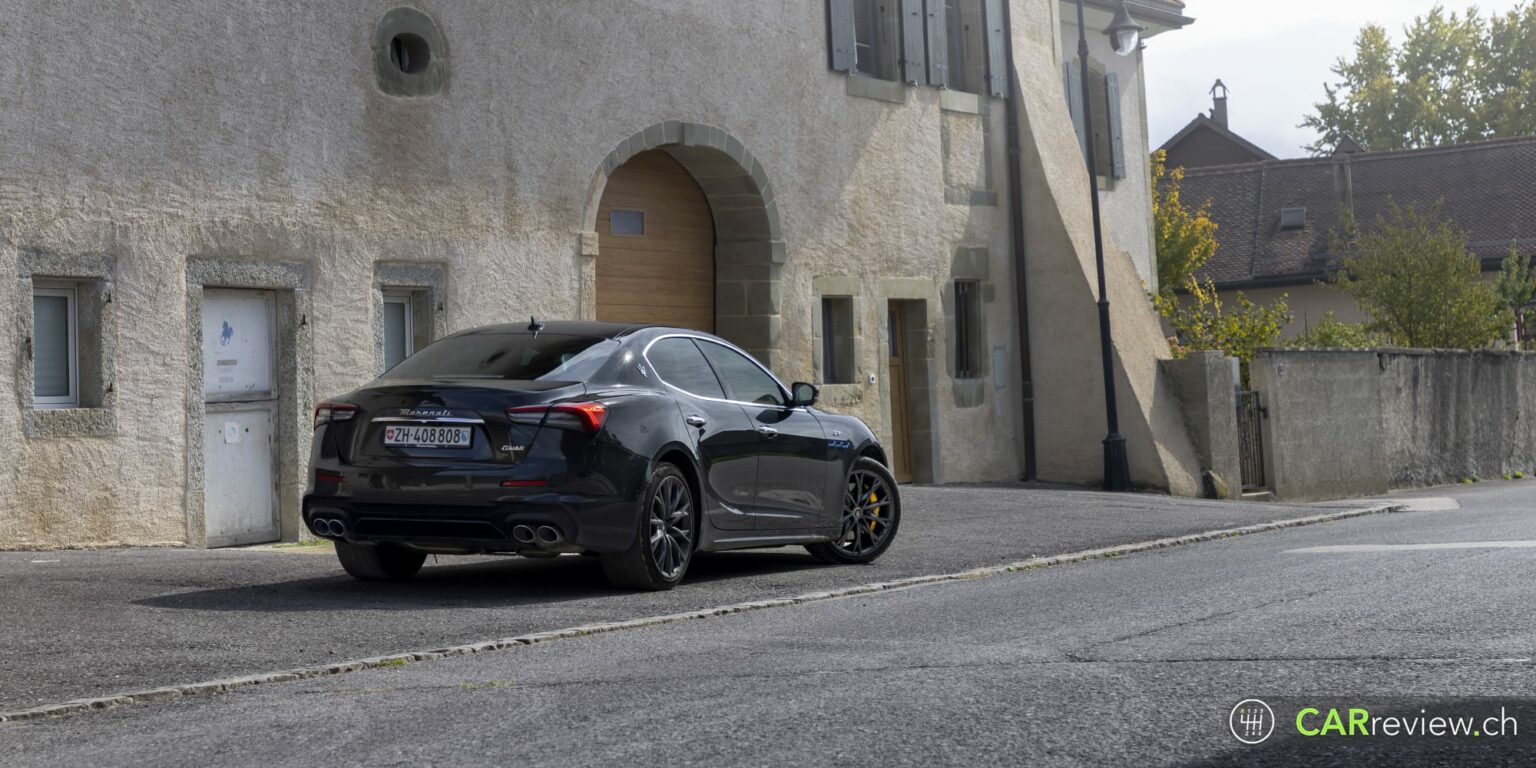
left=646, top=338, right=726, bottom=399
left=698, top=341, right=785, bottom=406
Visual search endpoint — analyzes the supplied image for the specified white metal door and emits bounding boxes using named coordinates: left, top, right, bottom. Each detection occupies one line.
left=202, top=290, right=279, bottom=547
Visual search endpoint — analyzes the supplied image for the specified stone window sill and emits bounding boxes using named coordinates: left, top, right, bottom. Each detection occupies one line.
left=845, top=75, right=908, bottom=105
left=23, top=407, right=117, bottom=438
left=940, top=90, right=984, bottom=114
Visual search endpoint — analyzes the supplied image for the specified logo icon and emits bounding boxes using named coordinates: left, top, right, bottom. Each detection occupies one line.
left=1230, top=699, right=1276, bottom=745
left=219, top=320, right=235, bottom=346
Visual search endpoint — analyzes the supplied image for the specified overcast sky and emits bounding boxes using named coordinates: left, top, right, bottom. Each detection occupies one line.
left=1143, top=1, right=1526, bottom=159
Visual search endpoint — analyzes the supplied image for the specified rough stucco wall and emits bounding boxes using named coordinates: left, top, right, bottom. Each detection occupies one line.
left=1253, top=349, right=1536, bottom=501
left=1161, top=351, right=1243, bottom=500
left=1015, top=0, right=1202, bottom=496
left=1381, top=351, right=1536, bottom=489
left=1059, top=13, right=1157, bottom=292
left=1250, top=350, right=1388, bottom=501
left=1, top=0, right=1052, bottom=547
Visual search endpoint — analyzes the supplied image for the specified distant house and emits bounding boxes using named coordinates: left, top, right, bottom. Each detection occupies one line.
left=1158, top=80, right=1275, bottom=170
left=1177, top=136, right=1536, bottom=338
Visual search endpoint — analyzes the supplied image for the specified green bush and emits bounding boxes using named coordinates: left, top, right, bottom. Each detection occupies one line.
left=1286, top=312, right=1382, bottom=349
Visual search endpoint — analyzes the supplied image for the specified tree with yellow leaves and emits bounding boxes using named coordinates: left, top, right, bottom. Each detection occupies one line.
left=1151, top=149, right=1219, bottom=298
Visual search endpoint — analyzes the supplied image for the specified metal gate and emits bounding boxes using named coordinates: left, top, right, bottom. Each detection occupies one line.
left=1237, top=391, right=1266, bottom=491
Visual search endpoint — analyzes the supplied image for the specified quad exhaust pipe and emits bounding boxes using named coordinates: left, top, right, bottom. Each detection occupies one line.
left=535, top=525, right=563, bottom=546
left=511, top=523, right=565, bottom=550
left=312, top=516, right=562, bottom=549
left=311, top=517, right=346, bottom=538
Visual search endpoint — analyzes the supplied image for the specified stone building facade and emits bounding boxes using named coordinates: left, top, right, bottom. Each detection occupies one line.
left=2, top=0, right=1204, bottom=549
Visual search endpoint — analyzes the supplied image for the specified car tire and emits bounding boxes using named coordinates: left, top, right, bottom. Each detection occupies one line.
left=601, top=462, right=696, bottom=591
left=806, top=456, right=901, bottom=565
left=335, top=541, right=427, bottom=581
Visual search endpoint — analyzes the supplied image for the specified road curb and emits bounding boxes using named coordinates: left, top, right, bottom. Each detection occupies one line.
left=0, top=502, right=1405, bottom=724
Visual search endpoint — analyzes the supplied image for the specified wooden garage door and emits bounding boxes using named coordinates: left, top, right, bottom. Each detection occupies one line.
left=597, top=150, right=715, bottom=332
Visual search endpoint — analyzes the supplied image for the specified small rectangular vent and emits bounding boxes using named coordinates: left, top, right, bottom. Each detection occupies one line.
left=610, top=210, right=645, bottom=236
left=1279, top=207, right=1307, bottom=230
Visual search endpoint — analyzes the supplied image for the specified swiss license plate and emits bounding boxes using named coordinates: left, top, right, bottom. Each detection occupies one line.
left=383, top=425, right=472, bottom=448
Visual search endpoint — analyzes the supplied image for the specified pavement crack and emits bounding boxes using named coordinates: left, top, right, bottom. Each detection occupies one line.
left=1066, top=588, right=1334, bottom=659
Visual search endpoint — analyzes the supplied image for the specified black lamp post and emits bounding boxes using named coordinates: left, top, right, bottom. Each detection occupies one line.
left=1075, top=0, right=1143, bottom=492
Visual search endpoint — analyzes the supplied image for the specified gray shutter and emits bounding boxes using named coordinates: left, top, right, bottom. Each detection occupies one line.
left=1106, top=72, right=1127, bottom=179
left=984, top=0, right=1007, bottom=97
left=901, top=0, right=926, bottom=84
left=1064, top=62, right=1087, bottom=155
left=829, top=0, right=855, bottom=73
left=925, top=0, right=948, bottom=87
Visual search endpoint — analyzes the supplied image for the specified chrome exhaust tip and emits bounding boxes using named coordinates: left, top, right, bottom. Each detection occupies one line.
left=535, top=525, right=563, bottom=547
left=329, top=519, right=346, bottom=538
left=511, top=524, right=536, bottom=545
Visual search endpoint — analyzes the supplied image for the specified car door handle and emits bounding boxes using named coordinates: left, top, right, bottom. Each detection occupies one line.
left=685, top=415, right=708, bottom=428
left=755, top=426, right=779, bottom=438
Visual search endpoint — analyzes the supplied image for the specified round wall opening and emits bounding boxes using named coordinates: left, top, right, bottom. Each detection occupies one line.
left=389, top=33, right=431, bottom=74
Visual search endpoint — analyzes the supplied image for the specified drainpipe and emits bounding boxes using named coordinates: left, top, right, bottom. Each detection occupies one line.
left=1000, top=0, right=1038, bottom=481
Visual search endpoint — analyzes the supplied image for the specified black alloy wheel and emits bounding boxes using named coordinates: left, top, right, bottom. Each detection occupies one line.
left=806, top=456, right=901, bottom=564
left=602, top=463, right=695, bottom=590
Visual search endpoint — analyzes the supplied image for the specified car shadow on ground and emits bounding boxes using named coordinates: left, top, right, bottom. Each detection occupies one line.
left=134, top=550, right=835, bottom=613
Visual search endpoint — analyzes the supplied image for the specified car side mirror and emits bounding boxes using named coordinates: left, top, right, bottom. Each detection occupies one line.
left=790, top=382, right=819, bottom=408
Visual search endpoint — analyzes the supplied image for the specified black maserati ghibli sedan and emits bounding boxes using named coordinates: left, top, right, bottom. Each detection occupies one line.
left=304, top=321, right=900, bottom=590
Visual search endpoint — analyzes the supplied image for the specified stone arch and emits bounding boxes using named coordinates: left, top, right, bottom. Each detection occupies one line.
left=580, top=122, right=785, bottom=369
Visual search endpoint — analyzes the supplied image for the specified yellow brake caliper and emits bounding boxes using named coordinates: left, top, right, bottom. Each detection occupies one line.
left=868, top=491, right=880, bottom=532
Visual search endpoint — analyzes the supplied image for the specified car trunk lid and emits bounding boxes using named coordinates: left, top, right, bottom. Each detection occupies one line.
left=338, top=379, right=588, bottom=466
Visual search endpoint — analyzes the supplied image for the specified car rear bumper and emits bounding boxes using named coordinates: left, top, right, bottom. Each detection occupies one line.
left=302, top=490, right=639, bottom=554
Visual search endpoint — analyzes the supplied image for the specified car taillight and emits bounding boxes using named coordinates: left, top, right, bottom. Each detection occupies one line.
left=507, top=402, right=608, bottom=434
left=314, top=401, right=358, bottom=427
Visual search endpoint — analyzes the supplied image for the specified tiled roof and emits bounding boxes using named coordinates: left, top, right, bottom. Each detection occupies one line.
left=1179, top=136, right=1536, bottom=287
left=1158, top=114, right=1277, bottom=165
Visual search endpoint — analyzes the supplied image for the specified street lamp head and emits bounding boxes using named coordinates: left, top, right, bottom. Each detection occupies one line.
left=1104, top=1, right=1144, bottom=56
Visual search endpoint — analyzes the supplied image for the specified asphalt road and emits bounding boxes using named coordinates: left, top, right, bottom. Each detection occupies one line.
left=0, top=485, right=1340, bottom=711
left=5, top=482, right=1534, bottom=767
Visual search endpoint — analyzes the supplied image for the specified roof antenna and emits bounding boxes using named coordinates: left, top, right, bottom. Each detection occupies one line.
left=527, top=316, right=544, bottom=337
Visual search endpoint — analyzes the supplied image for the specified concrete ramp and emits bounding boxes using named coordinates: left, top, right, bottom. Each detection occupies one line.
left=1008, top=1, right=1203, bottom=495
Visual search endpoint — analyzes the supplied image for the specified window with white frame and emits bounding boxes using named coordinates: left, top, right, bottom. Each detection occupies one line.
left=373, top=264, right=444, bottom=376
left=382, top=292, right=415, bottom=371
left=32, top=284, right=79, bottom=407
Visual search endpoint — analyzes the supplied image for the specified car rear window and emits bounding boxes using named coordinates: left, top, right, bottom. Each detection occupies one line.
left=382, top=333, right=616, bottom=382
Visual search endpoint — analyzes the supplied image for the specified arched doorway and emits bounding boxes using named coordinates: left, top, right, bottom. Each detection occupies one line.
left=580, top=122, right=784, bottom=369
left=595, top=150, right=715, bottom=331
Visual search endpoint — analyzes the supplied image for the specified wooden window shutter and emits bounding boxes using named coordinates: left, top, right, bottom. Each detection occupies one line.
left=1106, top=72, right=1127, bottom=179
left=983, top=0, right=1007, bottom=97
left=1064, top=62, right=1087, bottom=155
left=925, top=0, right=948, bottom=87
left=901, top=0, right=927, bottom=84
left=828, top=0, right=856, bottom=73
